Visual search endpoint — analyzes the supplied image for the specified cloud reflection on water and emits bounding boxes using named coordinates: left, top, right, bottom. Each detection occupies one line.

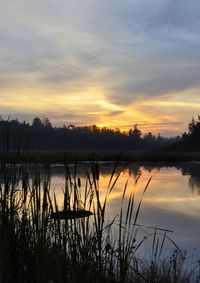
left=49, top=162, right=200, bottom=253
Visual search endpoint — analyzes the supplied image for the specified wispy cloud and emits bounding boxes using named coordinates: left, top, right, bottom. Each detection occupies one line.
left=0, top=0, right=200, bottom=135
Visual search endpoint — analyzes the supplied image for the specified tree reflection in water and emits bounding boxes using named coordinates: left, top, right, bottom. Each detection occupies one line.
left=180, top=163, right=200, bottom=194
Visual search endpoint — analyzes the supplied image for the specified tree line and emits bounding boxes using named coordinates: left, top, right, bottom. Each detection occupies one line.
left=0, top=115, right=192, bottom=153
left=170, top=116, right=200, bottom=151
left=0, top=116, right=200, bottom=153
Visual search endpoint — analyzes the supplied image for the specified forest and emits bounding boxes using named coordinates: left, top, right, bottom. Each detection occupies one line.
left=169, top=115, right=200, bottom=151
left=1, top=115, right=199, bottom=152
left=0, top=116, right=180, bottom=152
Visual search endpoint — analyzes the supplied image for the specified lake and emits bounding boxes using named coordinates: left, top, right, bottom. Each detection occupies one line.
left=49, top=161, right=200, bottom=261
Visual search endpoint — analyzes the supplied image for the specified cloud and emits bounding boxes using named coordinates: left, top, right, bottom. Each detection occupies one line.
left=87, top=110, right=125, bottom=117
left=0, top=0, right=200, bottom=135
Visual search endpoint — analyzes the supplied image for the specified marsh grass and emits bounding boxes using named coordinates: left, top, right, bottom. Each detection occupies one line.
left=0, top=160, right=199, bottom=283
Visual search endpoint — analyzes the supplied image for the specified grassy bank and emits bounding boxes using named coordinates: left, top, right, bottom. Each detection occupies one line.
left=0, top=160, right=199, bottom=283
left=1, top=150, right=200, bottom=163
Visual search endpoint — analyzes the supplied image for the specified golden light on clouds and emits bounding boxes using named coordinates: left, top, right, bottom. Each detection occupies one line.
left=0, top=83, right=198, bottom=135
left=143, top=100, right=200, bottom=109
left=1, top=0, right=200, bottom=136
left=95, top=99, right=123, bottom=111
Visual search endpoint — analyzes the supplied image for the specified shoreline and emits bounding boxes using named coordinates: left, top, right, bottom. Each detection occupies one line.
left=1, top=150, right=200, bottom=163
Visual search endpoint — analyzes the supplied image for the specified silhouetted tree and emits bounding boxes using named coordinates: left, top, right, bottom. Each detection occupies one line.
left=168, top=115, right=200, bottom=151
left=43, top=117, right=52, bottom=128
left=129, top=124, right=141, bottom=138
left=32, top=117, right=43, bottom=128
left=0, top=116, right=179, bottom=152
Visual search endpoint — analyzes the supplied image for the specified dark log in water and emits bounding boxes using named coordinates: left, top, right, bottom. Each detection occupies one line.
left=51, top=209, right=93, bottom=219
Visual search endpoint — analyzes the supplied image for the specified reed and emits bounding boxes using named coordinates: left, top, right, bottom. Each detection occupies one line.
left=0, top=160, right=198, bottom=283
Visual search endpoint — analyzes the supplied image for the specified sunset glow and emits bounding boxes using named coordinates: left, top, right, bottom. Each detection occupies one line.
left=1, top=1, right=200, bottom=136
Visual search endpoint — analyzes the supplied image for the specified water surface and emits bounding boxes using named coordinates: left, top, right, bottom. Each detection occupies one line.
left=50, top=162, right=200, bottom=260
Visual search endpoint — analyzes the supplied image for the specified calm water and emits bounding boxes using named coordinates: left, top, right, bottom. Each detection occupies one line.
left=50, top=162, right=200, bottom=260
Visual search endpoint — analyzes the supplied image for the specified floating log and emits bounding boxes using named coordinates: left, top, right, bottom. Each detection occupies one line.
left=51, top=209, right=93, bottom=220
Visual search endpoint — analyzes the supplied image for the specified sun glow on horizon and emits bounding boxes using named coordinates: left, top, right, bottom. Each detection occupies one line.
left=1, top=1, right=200, bottom=137
left=0, top=84, right=196, bottom=136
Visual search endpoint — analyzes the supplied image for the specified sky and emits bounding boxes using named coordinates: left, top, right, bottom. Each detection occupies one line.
left=1, top=0, right=200, bottom=136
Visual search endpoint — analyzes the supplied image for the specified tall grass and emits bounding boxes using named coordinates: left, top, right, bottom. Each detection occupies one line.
left=0, top=160, right=199, bottom=283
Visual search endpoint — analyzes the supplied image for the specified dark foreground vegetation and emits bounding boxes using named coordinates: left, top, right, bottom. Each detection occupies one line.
left=0, top=160, right=199, bottom=283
